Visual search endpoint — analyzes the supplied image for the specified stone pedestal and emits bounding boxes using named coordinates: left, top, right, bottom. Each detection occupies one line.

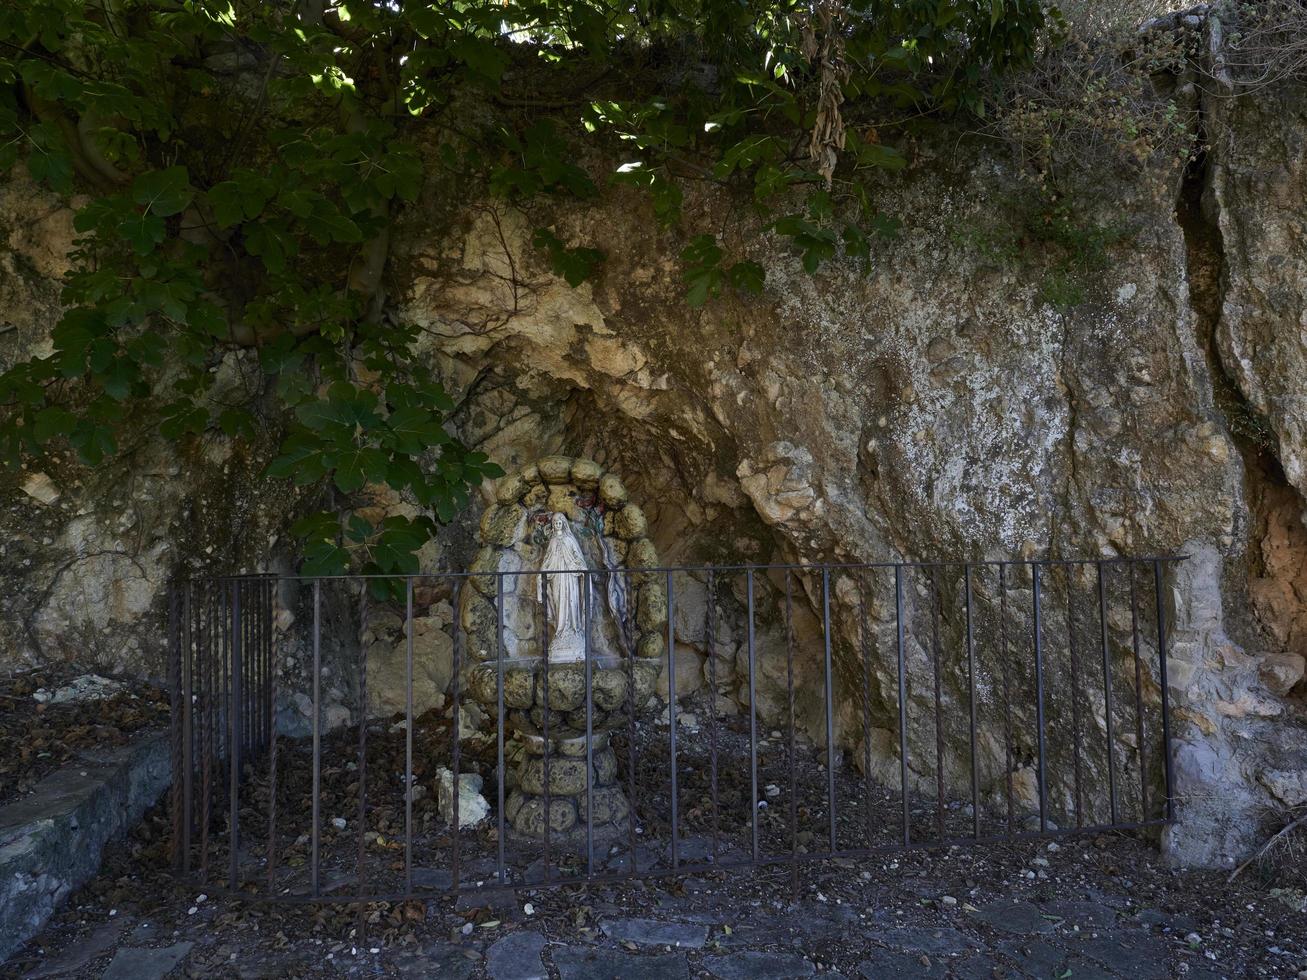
left=468, top=659, right=658, bottom=848
left=503, top=732, right=631, bottom=847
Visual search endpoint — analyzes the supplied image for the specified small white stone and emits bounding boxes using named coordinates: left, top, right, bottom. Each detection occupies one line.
left=332, top=817, right=347, bottom=830
left=524, top=903, right=535, bottom=915
left=941, top=896, right=958, bottom=907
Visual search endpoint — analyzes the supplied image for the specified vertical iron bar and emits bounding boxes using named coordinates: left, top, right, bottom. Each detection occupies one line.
left=965, top=565, right=979, bottom=841
left=822, top=568, right=836, bottom=853
left=169, top=585, right=182, bottom=871
left=1129, top=561, right=1147, bottom=819
left=243, top=581, right=251, bottom=758
left=1154, top=560, right=1175, bottom=823
left=405, top=577, right=414, bottom=895
left=355, top=593, right=369, bottom=903
left=1033, top=563, right=1049, bottom=834
left=999, top=563, right=1013, bottom=836
left=784, top=571, right=798, bottom=892
left=183, top=583, right=194, bottom=872
left=541, top=572, right=551, bottom=884
left=624, top=570, right=638, bottom=878
left=895, top=566, right=910, bottom=846
left=200, top=581, right=213, bottom=877
left=229, top=580, right=242, bottom=889
left=451, top=579, right=463, bottom=892
left=858, top=573, right=874, bottom=848
left=496, top=573, right=507, bottom=885
left=706, top=568, right=719, bottom=865
left=666, top=570, right=678, bottom=869
left=310, top=579, right=321, bottom=897
left=746, top=568, right=759, bottom=863
left=929, top=567, right=945, bottom=842
left=266, top=582, right=278, bottom=897
left=584, top=570, right=595, bottom=878
left=1068, top=566, right=1084, bottom=828
left=264, top=580, right=273, bottom=752
left=1098, top=562, right=1119, bottom=825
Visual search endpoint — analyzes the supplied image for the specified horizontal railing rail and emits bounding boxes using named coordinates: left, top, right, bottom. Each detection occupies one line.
left=168, top=556, right=1181, bottom=903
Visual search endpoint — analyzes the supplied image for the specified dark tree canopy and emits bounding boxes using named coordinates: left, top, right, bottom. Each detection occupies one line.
left=0, top=0, right=1054, bottom=578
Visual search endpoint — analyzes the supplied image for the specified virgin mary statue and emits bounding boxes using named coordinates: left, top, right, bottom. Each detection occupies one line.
left=537, top=512, right=589, bottom=662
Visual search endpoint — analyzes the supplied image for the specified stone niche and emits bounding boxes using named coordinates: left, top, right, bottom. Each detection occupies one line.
left=460, top=455, right=665, bottom=846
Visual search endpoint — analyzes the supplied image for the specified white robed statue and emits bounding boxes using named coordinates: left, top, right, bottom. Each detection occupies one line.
left=537, top=512, right=589, bottom=662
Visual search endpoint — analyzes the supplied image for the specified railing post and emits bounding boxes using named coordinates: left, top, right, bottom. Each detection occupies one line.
left=311, top=579, right=321, bottom=898
left=1032, top=563, right=1048, bottom=834
left=169, top=582, right=183, bottom=871
left=496, top=572, right=507, bottom=885
left=964, top=564, right=979, bottom=841
left=1098, top=562, right=1119, bottom=826
left=229, top=580, right=241, bottom=889
left=746, top=568, right=759, bottom=862
left=666, top=570, right=678, bottom=869
left=895, top=565, right=910, bottom=846
left=1154, top=560, right=1175, bottom=823
left=822, top=567, right=836, bottom=852
left=405, top=577, right=414, bottom=895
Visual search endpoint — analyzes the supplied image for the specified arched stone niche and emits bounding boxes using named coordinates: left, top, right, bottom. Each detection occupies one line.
left=460, top=455, right=666, bottom=845
left=459, top=454, right=667, bottom=666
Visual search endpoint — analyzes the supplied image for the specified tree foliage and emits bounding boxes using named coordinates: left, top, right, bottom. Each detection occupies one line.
left=0, top=0, right=1054, bottom=575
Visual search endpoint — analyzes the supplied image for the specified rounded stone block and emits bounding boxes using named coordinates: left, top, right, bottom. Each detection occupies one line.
left=541, top=664, right=586, bottom=711
left=494, top=473, right=530, bottom=504
left=546, top=485, right=583, bottom=521
left=637, top=582, right=667, bottom=632
left=461, top=587, right=497, bottom=637
left=614, top=504, right=648, bottom=540
left=467, top=547, right=502, bottom=597
left=469, top=665, right=535, bottom=710
left=571, top=458, right=603, bottom=489
left=591, top=667, right=628, bottom=711
left=631, top=660, right=659, bottom=703
left=598, top=472, right=628, bottom=508
left=509, top=790, right=578, bottom=835
left=627, top=538, right=659, bottom=573
left=637, top=630, right=665, bottom=660
left=580, top=785, right=630, bottom=825
left=520, top=747, right=617, bottom=795
left=503, top=667, right=536, bottom=709
left=467, top=664, right=496, bottom=706
left=479, top=504, right=525, bottom=547
left=537, top=455, right=574, bottom=483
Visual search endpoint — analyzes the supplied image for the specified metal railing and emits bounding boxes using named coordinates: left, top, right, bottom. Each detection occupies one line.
left=167, top=556, right=1182, bottom=902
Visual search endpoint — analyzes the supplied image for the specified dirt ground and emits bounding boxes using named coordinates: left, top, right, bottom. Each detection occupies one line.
left=3, top=690, right=1307, bottom=978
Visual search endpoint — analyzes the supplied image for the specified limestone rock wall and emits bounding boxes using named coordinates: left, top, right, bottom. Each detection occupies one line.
left=2, top=77, right=1306, bottom=867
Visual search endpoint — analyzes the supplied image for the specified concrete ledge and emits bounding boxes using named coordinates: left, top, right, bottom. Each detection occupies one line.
left=0, top=731, right=171, bottom=964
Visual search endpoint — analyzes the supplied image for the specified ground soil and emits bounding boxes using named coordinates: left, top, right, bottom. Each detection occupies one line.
left=3, top=691, right=1306, bottom=978
left=0, top=665, right=169, bottom=806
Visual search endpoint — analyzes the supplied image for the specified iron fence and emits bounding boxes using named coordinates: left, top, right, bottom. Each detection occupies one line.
left=168, top=557, right=1181, bottom=902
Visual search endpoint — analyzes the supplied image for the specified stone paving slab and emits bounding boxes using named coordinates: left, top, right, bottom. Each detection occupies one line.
left=599, top=917, right=707, bottom=948
left=551, top=946, right=689, bottom=979
left=99, top=942, right=192, bottom=980
left=703, top=949, right=816, bottom=979
left=486, top=930, right=547, bottom=980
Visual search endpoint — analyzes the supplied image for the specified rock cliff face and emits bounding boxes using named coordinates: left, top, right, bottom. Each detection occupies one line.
left=2, top=74, right=1305, bottom=867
